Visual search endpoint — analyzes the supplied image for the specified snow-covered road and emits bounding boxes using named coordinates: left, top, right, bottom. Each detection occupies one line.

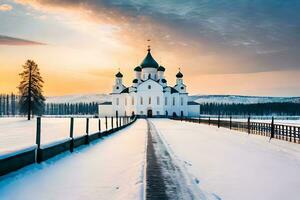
left=0, top=119, right=147, bottom=200
left=151, top=119, right=300, bottom=200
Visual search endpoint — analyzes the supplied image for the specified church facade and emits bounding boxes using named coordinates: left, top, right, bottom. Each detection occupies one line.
left=98, top=47, right=200, bottom=118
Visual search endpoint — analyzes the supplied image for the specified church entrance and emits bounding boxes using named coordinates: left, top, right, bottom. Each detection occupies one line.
left=147, top=109, right=153, bottom=118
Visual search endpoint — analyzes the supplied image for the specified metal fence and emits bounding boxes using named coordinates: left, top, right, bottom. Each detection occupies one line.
left=172, top=117, right=300, bottom=144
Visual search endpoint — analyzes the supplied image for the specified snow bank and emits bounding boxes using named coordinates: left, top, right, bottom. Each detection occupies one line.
left=0, top=119, right=147, bottom=200
left=0, top=117, right=110, bottom=154
left=151, top=119, right=300, bottom=200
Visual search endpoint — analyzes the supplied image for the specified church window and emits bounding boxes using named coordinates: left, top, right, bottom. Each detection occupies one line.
left=140, top=97, right=143, bottom=105
left=149, top=97, right=151, bottom=105
left=181, top=97, right=184, bottom=106
left=132, top=97, right=134, bottom=105
left=116, top=98, right=119, bottom=105
left=125, top=98, right=127, bottom=106
left=148, top=74, right=151, bottom=79
left=116, top=86, right=119, bottom=90
left=181, top=86, right=184, bottom=90
left=148, top=85, right=151, bottom=89
left=154, top=74, right=157, bottom=80
left=157, top=97, right=160, bottom=105
left=165, top=97, right=168, bottom=105
left=173, top=97, right=175, bottom=106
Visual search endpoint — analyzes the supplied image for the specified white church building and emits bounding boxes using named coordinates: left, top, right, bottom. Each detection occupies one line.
left=98, top=47, right=200, bottom=118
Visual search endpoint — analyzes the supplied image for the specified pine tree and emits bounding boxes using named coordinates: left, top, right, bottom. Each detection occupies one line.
left=18, top=60, right=45, bottom=120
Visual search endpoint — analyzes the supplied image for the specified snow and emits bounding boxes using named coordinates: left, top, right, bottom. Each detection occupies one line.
left=0, top=119, right=147, bottom=200
left=150, top=119, right=300, bottom=200
left=0, top=117, right=112, bottom=155
left=46, top=93, right=110, bottom=103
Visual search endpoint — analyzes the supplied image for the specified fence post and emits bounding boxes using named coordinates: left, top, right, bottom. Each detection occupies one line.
left=98, top=119, right=101, bottom=138
left=36, top=117, right=42, bottom=163
left=111, top=116, right=114, bottom=130
left=105, top=116, right=108, bottom=131
left=270, top=117, right=275, bottom=141
left=198, top=116, right=201, bottom=124
left=70, top=117, right=74, bottom=152
left=85, top=118, right=89, bottom=144
left=248, top=116, right=251, bottom=134
left=218, top=114, right=220, bottom=128
left=230, top=116, right=232, bottom=129
left=209, top=117, right=211, bottom=125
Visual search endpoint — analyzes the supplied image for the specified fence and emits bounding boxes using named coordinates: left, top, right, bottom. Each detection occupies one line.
left=172, top=117, right=300, bottom=144
left=0, top=116, right=137, bottom=176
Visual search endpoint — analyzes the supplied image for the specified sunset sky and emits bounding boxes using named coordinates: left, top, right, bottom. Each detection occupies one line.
left=0, top=0, right=299, bottom=96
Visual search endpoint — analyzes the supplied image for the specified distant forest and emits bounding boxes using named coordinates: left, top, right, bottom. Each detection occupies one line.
left=200, top=102, right=300, bottom=116
left=1, top=94, right=300, bottom=116
left=0, top=94, right=98, bottom=116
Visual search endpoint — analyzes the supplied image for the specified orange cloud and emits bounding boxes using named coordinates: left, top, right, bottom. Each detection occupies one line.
left=0, top=4, right=12, bottom=11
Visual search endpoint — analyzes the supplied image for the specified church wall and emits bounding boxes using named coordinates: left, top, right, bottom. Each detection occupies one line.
left=98, top=104, right=114, bottom=117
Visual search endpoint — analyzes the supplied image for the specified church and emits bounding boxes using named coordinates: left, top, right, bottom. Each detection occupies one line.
left=98, top=47, right=200, bottom=118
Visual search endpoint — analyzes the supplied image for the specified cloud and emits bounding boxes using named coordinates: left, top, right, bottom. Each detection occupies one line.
left=0, top=35, right=46, bottom=45
left=14, top=0, right=300, bottom=73
left=0, top=4, right=13, bottom=11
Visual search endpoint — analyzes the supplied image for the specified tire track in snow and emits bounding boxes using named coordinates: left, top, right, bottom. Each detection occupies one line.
left=146, top=120, right=205, bottom=200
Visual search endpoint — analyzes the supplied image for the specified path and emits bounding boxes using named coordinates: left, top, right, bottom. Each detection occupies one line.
left=145, top=120, right=205, bottom=200
left=0, top=120, right=147, bottom=200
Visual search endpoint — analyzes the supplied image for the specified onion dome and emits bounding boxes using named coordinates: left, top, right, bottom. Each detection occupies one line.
left=132, top=79, right=138, bottom=83
left=161, top=79, right=167, bottom=83
left=157, top=66, right=165, bottom=71
left=115, top=71, right=123, bottom=78
left=134, top=66, right=142, bottom=72
left=140, top=48, right=159, bottom=69
left=176, top=71, right=183, bottom=78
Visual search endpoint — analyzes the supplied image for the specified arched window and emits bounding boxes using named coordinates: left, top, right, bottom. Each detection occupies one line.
left=132, top=97, right=134, bottom=105
left=149, top=97, right=151, bottom=105
left=157, top=96, right=160, bottom=105
left=125, top=98, right=127, bottom=106
left=148, top=85, right=151, bottom=89
left=140, top=97, right=143, bottom=105
left=165, top=97, right=168, bottom=106
left=173, top=97, right=175, bottom=106
left=116, top=98, right=119, bottom=106
left=180, top=97, right=184, bottom=106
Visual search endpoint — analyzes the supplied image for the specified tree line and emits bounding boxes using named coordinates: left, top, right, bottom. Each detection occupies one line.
left=0, top=94, right=99, bottom=116
left=200, top=102, right=300, bottom=116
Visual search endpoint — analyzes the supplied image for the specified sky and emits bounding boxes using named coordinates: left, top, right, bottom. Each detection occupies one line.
left=0, top=0, right=299, bottom=96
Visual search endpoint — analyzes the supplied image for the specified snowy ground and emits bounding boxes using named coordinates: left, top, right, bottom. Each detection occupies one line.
left=0, top=117, right=112, bottom=155
left=151, top=119, right=300, bottom=200
left=0, top=119, right=147, bottom=200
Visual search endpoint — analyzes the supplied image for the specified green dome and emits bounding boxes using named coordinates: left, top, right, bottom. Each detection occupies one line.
left=140, top=49, right=159, bottom=69
left=176, top=71, right=183, bottom=78
left=134, top=66, right=142, bottom=72
left=158, top=66, right=165, bottom=71
left=115, top=72, right=123, bottom=78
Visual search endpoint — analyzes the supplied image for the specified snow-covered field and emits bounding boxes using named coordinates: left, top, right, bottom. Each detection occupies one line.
left=0, top=119, right=147, bottom=200
left=0, top=117, right=112, bottom=155
left=151, top=119, right=300, bottom=200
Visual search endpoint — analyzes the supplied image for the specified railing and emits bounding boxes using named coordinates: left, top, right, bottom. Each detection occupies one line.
left=172, top=117, right=300, bottom=144
left=0, top=115, right=137, bottom=176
